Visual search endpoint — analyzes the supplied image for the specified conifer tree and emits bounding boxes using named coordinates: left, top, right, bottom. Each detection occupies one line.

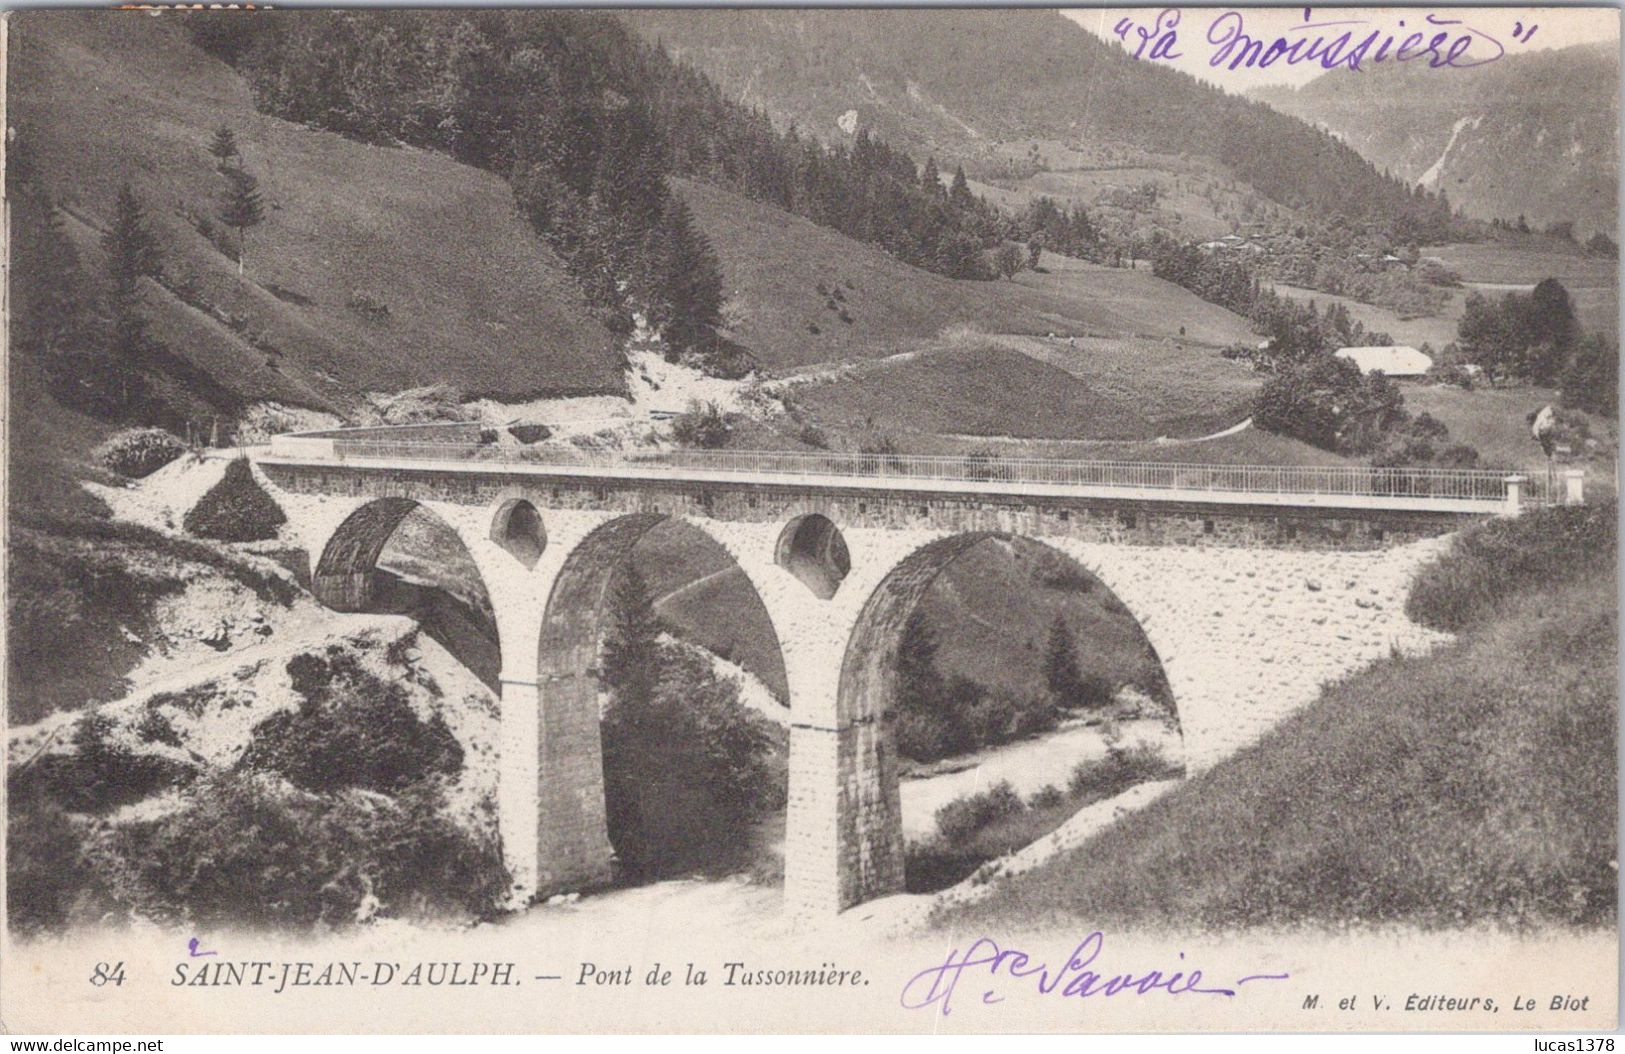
left=599, top=566, right=662, bottom=717
left=949, top=163, right=974, bottom=208
left=101, top=184, right=163, bottom=404
left=219, top=167, right=264, bottom=280
left=652, top=196, right=723, bottom=355
left=208, top=125, right=240, bottom=167
left=1044, top=615, right=1088, bottom=709
left=920, top=155, right=941, bottom=197
left=103, top=183, right=162, bottom=299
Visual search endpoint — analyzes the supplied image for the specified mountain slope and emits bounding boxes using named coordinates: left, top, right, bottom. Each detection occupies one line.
left=1252, top=43, right=1620, bottom=236
left=676, top=176, right=1255, bottom=371
left=624, top=9, right=1446, bottom=229
left=8, top=12, right=623, bottom=414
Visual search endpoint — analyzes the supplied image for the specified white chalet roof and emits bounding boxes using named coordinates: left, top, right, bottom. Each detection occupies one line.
left=1335, top=345, right=1433, bottom=377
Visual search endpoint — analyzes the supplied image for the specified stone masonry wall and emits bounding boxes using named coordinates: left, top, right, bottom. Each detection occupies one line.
left=258, top=463, right=1476, bottom=552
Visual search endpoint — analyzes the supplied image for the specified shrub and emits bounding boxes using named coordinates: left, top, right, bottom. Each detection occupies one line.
left=1415, top=259, right=1462, bottom=287
left=969, top=686, right=1057, bottom=744
left=1068, top=743, right=1182, bottom=806
left=1039, top=564, right=1097, bottom=593
left=1406, top=504, right=1617, bottom=632
left=670, top=400, right=731, bottom=449
left=907, top=744, right=1183, bottom=893
left=137, top=706, right=182, bottom=747
left=1372, top=438, right=1436, bottom=468
left=797, top=423, right=830, bottom=449
left=1408, top=412, right=1449, bottom=441
left=935, top=781, right=1026, bottom=844
left=183, top=458, right=286, bottom=542
left=124, top=774, right=508, bottom=928
left=1435, top=443, right=1481, bottom=468
left=1430, top=362, right=1477, bottom=389
left=893, top=705, right=961, bottom=764
left=347, top=291, right=391, bottom=323
left=240, top=649, right=463, bottom=795
left=94, top=428, right=186, bottom=479
left=1028, top=784, right=1066, bottom=809
left=6, top=797, right=98, bottom=934
left=601, top=643, right=785, bottom=879
left=8, top=711, right=196, bottom=814
left=859, top=431, right=900, bottom=457
left=508, top=422, right=552, bottom=444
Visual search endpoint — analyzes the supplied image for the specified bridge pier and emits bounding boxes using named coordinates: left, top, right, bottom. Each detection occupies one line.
left=531, top=667, right=616, bottom=895
left=783, top=719, right=906, bottom=917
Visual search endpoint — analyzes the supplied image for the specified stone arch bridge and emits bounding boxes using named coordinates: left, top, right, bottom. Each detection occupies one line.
left=254, top=426, right=1553, bottom=917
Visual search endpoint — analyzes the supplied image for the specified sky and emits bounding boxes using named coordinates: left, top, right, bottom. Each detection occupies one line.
left=1064, top=5, right=1621, bottom=93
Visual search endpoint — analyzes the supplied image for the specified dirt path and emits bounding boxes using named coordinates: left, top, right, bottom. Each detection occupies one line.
left=652, top=566, right=740, bottom=608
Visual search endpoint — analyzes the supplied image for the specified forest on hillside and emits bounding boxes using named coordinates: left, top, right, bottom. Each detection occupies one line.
left=184, top=10, right=1012, bottom=368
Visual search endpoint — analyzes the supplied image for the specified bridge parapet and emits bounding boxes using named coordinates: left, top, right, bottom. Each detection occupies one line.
left=266, top=427, right=1552, bottom=516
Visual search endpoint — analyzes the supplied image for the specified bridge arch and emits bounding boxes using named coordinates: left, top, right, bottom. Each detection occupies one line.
left=311, top=497, right=501, bottom=689
left=776, top=513, right=851, bottom=600
left=826, top=530, right=1182, bottom=910
left=528, top=512, right=792, bottom=893
left=490, top=497, right=547, bottom=568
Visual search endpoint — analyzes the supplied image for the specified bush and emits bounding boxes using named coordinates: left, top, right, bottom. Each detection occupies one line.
left=347, top=291, right=392, bottom=323
left=1406, top=504, right=1617, bottom=632
left=1068, top=742, right=1181, bottom=805
left=934, top=781, right=1026, bottom=844
left=183, top=458, right=286, bottom=542
left=8, top=711, right=196, bottom=814
left=137, top=706, right=182, bottom=747
left=6, top=797, right=99, bottom=934
left=1372, top=438, right=1436, bottom=468
left=124, top=774, right=508, bottom=928
left=967, top=686, right=1057, bottom=744
left=508, top=422, right=552, bottom=444
left=1435, top=443, right=1481, bottom=468
left=893, top=705, right=960, bottom=764
left=1408, top=412, right=1449, bottom=441
left=601, top=642, right=785, bottom=879
left=1028, top=784, right=1066, bottom=809
left=670, top=400, right=731, bottom=449
left=895, top=620, right=1060, bottom=762
left=94, top=428, right=186, bottom=479
left=1429, top=362, right=1477, bottom=390
left=797, top=423, right=830, bottom=449
left=239, top=648, right=463, bottom=795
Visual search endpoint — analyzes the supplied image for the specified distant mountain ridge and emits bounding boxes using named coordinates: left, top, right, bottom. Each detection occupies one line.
left=1252, top=42, right=1620, bottom=236
left=621, top=8, right=1453, bottom=235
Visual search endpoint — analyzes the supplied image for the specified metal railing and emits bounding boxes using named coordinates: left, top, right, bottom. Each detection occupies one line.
left=290, top=433, right=1542, bottom=506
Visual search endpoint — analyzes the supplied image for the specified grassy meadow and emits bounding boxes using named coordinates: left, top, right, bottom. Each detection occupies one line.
left=678, top=176, right=1255, bottom=378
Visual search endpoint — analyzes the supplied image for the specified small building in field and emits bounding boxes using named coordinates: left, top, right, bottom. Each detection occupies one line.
left=1335, top=345, right=1433, bottom=378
